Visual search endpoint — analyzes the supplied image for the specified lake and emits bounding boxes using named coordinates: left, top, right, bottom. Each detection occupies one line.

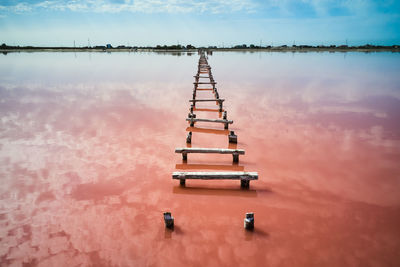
left=1, top=51, right=400, bottom=266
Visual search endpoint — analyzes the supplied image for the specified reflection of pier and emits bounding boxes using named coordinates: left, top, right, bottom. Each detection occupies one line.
left=192, top=107, right=221, bottom=112
left=175, top=163, right=244, bottom=171
left=172, top=186, right=258, bottom=197
left=172, top=51, right=258, bottom=189
left=186, top=127, right=228, bottom=135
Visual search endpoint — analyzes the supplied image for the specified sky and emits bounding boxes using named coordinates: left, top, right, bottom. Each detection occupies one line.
left=0, top=0, right=399, bottom=47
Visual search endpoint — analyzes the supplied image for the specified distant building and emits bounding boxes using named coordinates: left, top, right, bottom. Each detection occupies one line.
left=106, top=44, right=112, bottom=49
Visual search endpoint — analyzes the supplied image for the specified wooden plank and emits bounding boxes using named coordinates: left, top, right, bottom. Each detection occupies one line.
left=192, top=108, right=221, bottom=112
left=175, top=148, right=245, bottom=154
left=194, top=82, right=216, bottom=84
left=172, top=171, right=258, bottom=180
left=186, top=127, right=229, bottom=135
left=189, top=99, right=224, bottom=102
left=175, top=163, right=245, bottom=171
left=186, top=118, right=233, bottom=124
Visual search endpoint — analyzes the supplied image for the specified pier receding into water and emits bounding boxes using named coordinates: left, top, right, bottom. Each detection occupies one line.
left=172, top=51, right=258, bottom=188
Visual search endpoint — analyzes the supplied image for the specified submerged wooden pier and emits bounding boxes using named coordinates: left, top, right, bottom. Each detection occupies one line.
left=173, top=171, right=258, bottom=188
left=172, top=51, right=258, bottom=188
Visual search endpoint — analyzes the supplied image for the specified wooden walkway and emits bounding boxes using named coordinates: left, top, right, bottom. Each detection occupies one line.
left=172, top=51, right=258, bottom=189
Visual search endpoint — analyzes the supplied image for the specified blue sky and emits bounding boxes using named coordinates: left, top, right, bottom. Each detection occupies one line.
left=0, top=0, right=399, bottom=47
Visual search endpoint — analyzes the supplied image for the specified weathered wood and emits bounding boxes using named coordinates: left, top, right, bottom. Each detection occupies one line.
left=186, top=132, right=192, bottom=143
left=244, top=213, right=254, bottom=229
left=241, top=180, right=249, bottom=189
left=189, top=99, right=224, bottom=102
left=229, top=131, right=237, bottom=143
left=175, top=148, right=244, bottom=154
left=163, top=212, right=174, bottom=228
left=186, top=118, right=233, bottom=124
left=187, top=117, right=231, bottom=129
left=173, top=171, right=257, bottom=187
left=194, top=82, right=217, bottom=85
left=175, top=148, right=244, bottom=162
left=172, top=171, right=257, bottom=180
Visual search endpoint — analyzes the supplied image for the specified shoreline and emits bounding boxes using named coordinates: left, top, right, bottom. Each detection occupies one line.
left=1, top=47, right=400, bottom=53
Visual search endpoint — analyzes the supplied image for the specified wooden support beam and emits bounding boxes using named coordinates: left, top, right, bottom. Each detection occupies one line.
left=175, top=148, right=244, bottom=154
left=172, top=171, right=258, bottom=188
left=194, top=82, right=217, bottom=85
left=172, top=171, right=256, bottom=179
left=186, top=117, right=232, bottom=129
left=186, top=118, right=232, bottom=124
left=189, top=99, right=224, bottom=103
left=175, top=147, right=244, bottom=162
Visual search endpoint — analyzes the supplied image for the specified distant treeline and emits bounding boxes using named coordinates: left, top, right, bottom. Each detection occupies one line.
left=1, top=43, right=399, bottom=50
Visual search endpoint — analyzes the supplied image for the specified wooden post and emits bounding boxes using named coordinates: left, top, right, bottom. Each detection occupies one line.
left=223, top=111, right=227, bottom=120
left=229, top=131, right=237, bottom=143
left=182, top=152, right=187, bottom=160
left=233, top=152, right=239, bottom=163
left=190, top=105, right=194, bottom=113
left=219, top=102, right=223, bottom=112
left=224, top=122, right=229, bottom=129
left=241, top=179, right=250, bottom=189
left=180, top=179, right=186, bottom=186
left=164, top=212, right=174, bottom=228
left=186, top=132, right=192, bottom=143
left=244, top=212, right=254, bottom=229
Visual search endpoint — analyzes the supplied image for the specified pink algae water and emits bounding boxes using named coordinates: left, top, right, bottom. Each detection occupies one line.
left=0, top=51, right=400, bottom=266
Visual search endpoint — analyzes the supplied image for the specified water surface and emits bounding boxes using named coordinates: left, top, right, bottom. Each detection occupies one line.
left=0, top=51, right=400, bottom=266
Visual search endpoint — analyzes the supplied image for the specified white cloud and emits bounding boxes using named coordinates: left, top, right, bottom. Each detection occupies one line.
left=0, top=0, right=257, bottom=14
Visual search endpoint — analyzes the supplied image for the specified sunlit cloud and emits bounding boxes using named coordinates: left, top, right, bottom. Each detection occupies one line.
left=0, top=0, right=398, bottom=46
left=0, top=0, right=258, bottom=14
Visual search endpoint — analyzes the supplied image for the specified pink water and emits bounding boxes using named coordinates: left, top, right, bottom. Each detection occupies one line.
left=0, top=51, right=399, bottom=266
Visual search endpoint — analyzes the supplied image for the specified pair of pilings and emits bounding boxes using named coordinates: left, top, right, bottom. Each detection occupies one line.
left=186, top=130, right=237, bottom=144
left=164, top=212, right=254, bottom=230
